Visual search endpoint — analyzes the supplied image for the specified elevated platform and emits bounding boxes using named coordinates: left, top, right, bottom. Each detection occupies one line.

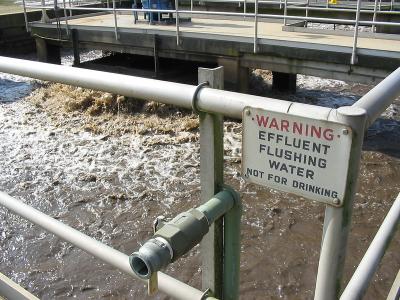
left=30, top=12, right=400, bottom=89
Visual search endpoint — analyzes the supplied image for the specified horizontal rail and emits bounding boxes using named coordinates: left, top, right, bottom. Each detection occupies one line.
left=25, top=6, right=400, bottom=27
left=0, top=192, right=209, bottom=300
left=340, top=193, right=400, bottom=300
left=0, top=56, right=299, bottom=119
left=353, top=67, right=400, bottom=126
left=0, top=272, right=39, bottom=300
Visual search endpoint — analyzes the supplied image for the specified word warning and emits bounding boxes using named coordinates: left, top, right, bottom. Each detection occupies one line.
left=242, top=107, right=353, bottom=206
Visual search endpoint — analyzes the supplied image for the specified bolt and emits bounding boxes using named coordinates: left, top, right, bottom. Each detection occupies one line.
left=245, top=109, right=251, bottom=116
left=342, top=128, right=349, bottom=135
left=333, top=198, right=341, bottom=205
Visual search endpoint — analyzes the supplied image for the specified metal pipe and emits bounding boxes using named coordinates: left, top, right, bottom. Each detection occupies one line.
left=372, top=0, right=378, bottom=32
left=63, top=0, right=70, bottom=36
left=112, top=0, right=118, bottom=40
left=26, top=5, right=400, bottom=26
left=175, top=0, right=180, bottom=45
left=0, top=192, right=207, bottom=300
left=0, top=56, right=293, bottom=120
left=22, top=0, right=29, bottom=32
left=130, top=190, right=235, bottom=280
left=0, top=272, right=40, bottom=300
left=284, top=0, right=288, bottom=25
left=254, top=0, right=258, bottom=53
left=305, top=0, right=310, bottom=27
left=198, top=67, right=224, bottom=299
left=223, top=188, right=241, bottom=300
left=387, top=270, right=400, bottom=300
left=353, top=67, right=400, bottom=126
left=340, top=193, right=400, bottom=300
left=244, top=0, right=247, bottom=18
left=314, top=106, right=368, bottom=300
left=351, top=0, right=362, bottom=65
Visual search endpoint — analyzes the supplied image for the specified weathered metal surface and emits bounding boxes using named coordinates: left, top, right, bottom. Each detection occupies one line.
left=242, top=107, right=353, bottom=206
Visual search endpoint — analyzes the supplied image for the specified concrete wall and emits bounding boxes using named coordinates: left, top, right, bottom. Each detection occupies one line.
left=0, top=11, right=41, bottom=55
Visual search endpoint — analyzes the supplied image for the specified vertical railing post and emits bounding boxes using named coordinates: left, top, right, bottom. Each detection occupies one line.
left=175, top=0, right=180, bottom=45
left=351, top=0, right=362, bottom=65
left=41, top=0, right=50, bottom=23
left=223, top=187, right=242, bottom=300
left=244, top=0, right=247, bottom=18
left=63, top=0, right=70, bottom=36
left=305, top=0, right=310, bottom=27
left=112, top=0, right=118, bottom=40
left=22, top=0, right=29, bottom=32
left=68, top=0, right=72, bottom=17
left=254, top=0, right=258, bottom=53
left=198, top=67, right=224, bottom=299
left=372, top=0, right=378, bottom=32
left=284, top=0, right=288, bottom=25
left=314, top=106, right=367, bottom=300
left=391, top=0, right=394, bottom=10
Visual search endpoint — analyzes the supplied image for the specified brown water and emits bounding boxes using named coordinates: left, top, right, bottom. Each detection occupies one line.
left=0, top=67, right=399, bottom=300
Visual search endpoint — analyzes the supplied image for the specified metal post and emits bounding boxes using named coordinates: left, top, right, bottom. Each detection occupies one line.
left=391, top=0, right=394, bottom=10
left=63, top=0, right=70, bottom=36
left=41, top=0, right=50, bottom=23
left=71, top=29, right=80, bottom=66
left=21, top=0, right=29, bottom=32
left=254, top=0, right=258, bottom=53
left=223, top=189, right=241, bottom=300
left=244, top=0, right=247, bottom=18
left=379, top=0, right=381, bottom=11
left=68, top=0, right=72, bottom=17
left=112, top=0, right=118, bottom=40
left=191, top=0, right=193, bottom=11
left=314, top=106, right=367, bottom=300
left=340, top=193, right=400, bottom=300
left=175, top=0, right=180, bottom=45
left=284, top=0, right=288, bottom=25
left=351, top=0, right=362, bottom=65
left=198, top=67, right=224, bottom=299
left=372, top=0, right=378, bottom=32
left=305, top=0, right=310, bottom=27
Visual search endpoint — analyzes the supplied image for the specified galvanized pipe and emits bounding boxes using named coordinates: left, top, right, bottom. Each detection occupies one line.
left=350, top=0, right=362, bottom=65
left=0, top=56, right=293, bottom=120
left=372, top=0, right=379, bottom=32
left=22, top=0, right=29, bottom=32
left=340, top=193, right=400, bottom=300
left=30, top=6, right=400, bottom=27
left=0, top=192, right=208, bottom=300
left=284, top=0, right=288, bottom=25
left=112, top=0, right=118, bottom=40
left=254, top=0, right=259, bottom=53
left=314, top=106, right=368, bottom=300
left=63, top=0, right=70, bottom=36
left=175, top=0, right=180, bottom=45
left=353, top=67, right=400, bottom=126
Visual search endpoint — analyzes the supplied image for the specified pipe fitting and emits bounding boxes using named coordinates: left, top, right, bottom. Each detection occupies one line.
left=130, top=209, right=209, bottom=279
left=129, top=189, right=237, bottom=280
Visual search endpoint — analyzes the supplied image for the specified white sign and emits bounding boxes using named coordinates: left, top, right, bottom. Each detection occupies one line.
left=242, top=107, right=353, bottom=206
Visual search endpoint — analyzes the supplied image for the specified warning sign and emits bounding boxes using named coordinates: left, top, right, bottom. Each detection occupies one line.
left=242, top=107, right=353, bottom=206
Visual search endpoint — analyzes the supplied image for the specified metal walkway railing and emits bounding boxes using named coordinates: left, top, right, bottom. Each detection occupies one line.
left=0, top=57, right=399, bottom=299
left=17, top=0, right=400, bottom=64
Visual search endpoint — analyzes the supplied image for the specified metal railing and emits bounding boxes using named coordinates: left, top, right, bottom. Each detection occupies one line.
left=0, top=57, right=399, bottom=299
left=19, top=0, right=400, bottom=64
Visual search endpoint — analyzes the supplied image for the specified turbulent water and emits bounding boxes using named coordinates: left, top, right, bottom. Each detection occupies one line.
left=0, top=54, right=399, bottom=300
